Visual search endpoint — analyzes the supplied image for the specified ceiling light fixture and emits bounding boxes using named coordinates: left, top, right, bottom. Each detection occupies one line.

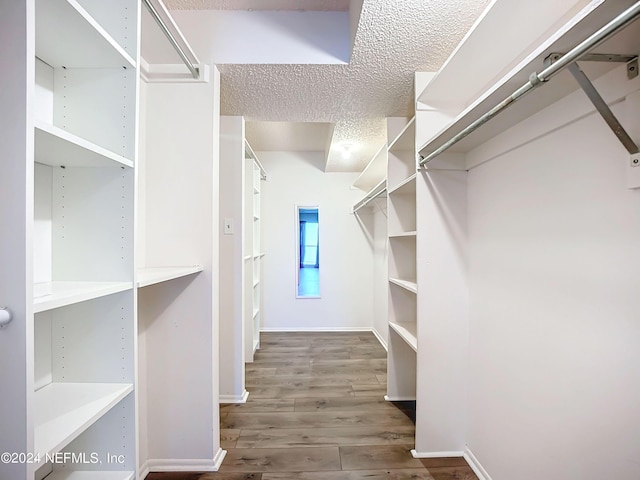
left=341, top=144, right=352, bottom=160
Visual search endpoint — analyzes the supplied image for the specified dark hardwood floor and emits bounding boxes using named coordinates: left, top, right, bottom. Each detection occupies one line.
left=146, top=332, right=478, bottom=480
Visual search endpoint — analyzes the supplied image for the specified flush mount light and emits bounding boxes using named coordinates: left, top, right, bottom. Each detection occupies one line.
left=341, top=144, right=352, bottom=160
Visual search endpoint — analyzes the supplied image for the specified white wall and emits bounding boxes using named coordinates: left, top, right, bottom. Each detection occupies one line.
left=465, top=68, right=640, bottom=480
left=137, top=67, right=222, bottom=472
left=218, top=116, right=246, bottom=402
left=259, top=151, right=375, bottom=331
left=373, top=203, right=388, bottom=347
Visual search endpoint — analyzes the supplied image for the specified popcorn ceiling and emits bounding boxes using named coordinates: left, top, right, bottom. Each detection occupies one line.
left=167, top=0, right=490, bottom=171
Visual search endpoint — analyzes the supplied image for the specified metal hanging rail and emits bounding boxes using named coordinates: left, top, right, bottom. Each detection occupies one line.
left=353, top=179, right=387, bottom=213
left=142, top=0, right=200, bottom=79
left=245, top=140, right=267, bottom=180
left=419, top=1, right=640, bottom=167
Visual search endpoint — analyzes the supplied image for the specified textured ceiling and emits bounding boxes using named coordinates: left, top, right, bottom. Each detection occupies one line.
left=165, top=0, right=349, bottom=11
left=166, top=0, right=491, bottom=171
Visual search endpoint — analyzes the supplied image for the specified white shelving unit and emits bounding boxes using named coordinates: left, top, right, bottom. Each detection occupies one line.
left=136, top=10, right=222, bottom=470
left=0, top=1, right=140, bottom=478
left=219, top=117, right=265, bottom=404
left=246, top=144, right=265, bottom=361
left=407, top=0, right=640, bottom=460
left=385, top=116, right=418, bottom=402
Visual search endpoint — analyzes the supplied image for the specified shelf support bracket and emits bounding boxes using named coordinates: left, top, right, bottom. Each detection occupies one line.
left=563, top=61, right=639, bottom=156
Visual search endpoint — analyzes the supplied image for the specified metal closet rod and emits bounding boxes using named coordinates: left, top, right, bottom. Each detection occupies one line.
left=142, top=0, right=200, bottom=79
left=419, top=1, right=640, bottom=166
left=353, top=180, right=387, bottom=213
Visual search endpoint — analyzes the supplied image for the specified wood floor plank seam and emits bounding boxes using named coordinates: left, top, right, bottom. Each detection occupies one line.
left=145, top=332, right=478, bottom=480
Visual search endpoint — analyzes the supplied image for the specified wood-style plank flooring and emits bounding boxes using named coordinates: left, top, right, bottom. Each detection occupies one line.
left=145, top=332, right=478, bottom=480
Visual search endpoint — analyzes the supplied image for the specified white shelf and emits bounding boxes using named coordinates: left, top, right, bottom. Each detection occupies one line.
left=388, top=173, right=416, bottom=196
left=353, top=144, right=387, bottom=192
left=253, top=308, right=260, bottom=319
left=389, top=277, right=418, bottom=294
left=253, top=279, right=260, bottom=288
left=44, top=472, right=135, bottom=480
left=389, top=231, right=417, bottom=238
left=353, top=179, right=387, bottom=213
left=417, top=1, right=640, bottom=158
left=35, top=121, right=134, bottom=169
left=136, top=266, right=204, bottom=288
left=35, top=0, right=136, bottom=69
left=244, top=255, right=252, bottom=261
left=389, top=321, right=418, bottom=352
left=33, top=282, right=133, bottom=313
left=34, top=382, right=133, bottom=457
left=388, top=117, right=416, bottom=152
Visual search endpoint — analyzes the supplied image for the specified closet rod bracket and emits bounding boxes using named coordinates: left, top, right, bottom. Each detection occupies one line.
left=561, top=60, right=639, bottom=156
left=628, top=57, right=638, bottom=79
left=546, top=52, right=639, bottom=79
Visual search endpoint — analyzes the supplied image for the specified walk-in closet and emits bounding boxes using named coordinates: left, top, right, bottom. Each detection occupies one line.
left=2, top=1, right=639, bottom=479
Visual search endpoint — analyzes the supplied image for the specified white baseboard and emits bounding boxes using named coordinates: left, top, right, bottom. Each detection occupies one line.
left=411, top=449, right=464, bottom=458
left=143, top=448, right=226, bottom=473
left=138, top=462, right=150, bottom=479
left=213, top=448, right=227, bottom=470
left=220, top=389, right=249, bottom=404
left=371, top=327, right=388, bottom=351
left=260, top=327, right=373, bottom=332
left=464, top=447, right=493, bottom=480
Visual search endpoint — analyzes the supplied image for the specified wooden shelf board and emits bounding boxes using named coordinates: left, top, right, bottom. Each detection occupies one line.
left=388, top=117, right=416, bottom=152
left=34, top=383, right=133, bottom=457
left=35, top=121, right=134, bottom=169
left=45, top=471, right=135, bottom=480
left=137, top=266, right=204, bottom=288
left=388, top=277, right=418, bottom=294
left=388, top=174, right=417, bottom=196
left=35, top=0, right=135, bottom=69
left=34, top=281, right=133, bottom=313
left=389, top=321, right=418, bottom=352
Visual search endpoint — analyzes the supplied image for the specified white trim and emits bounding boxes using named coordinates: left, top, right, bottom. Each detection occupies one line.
left=464, top=447, right=493, bottom=480
left=220, top=389, right=249, bottom=404
left=260, top=327, right=374, bottom=333
left=138, top=462, right=150, bottom=479
left=411, top=449, right=464, bottom=458
left=213, top=448, right=228, bottom=470
left=145, top=449, right=226, bottom=472
left=371, top=327, right=388, bottom=351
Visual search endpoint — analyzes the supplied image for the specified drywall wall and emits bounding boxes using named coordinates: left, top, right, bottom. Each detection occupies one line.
left=259, top=151, right=375, bottom=330
left=218, top=115, right=247, bottom=402
left=137, top=67, right=222, bottom=472
left=373, top=203, right=388, bottom=347
left=465, top=71, right=640, bottom=480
